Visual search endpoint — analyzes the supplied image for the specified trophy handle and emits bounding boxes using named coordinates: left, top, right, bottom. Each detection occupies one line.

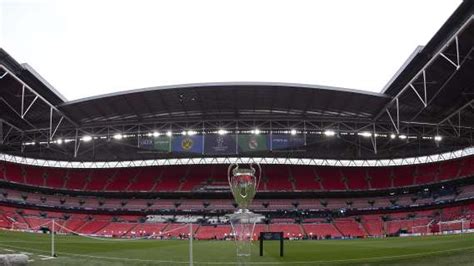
left=250, top=162, right=262, bottom=191
left=228, top=163, right=238, bottom=188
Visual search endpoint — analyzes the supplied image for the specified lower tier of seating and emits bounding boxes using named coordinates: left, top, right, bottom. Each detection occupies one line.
left=2, top=202, right=474, bottom=240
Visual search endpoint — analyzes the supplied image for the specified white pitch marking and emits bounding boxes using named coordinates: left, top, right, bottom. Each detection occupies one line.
left=27, top=259, right=35, bottom=262
left=38, top=255, right=55, bottom=260
left=3, top=248, right=14, bottom=252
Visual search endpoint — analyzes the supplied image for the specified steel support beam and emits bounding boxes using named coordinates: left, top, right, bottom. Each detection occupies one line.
left=374, top=16, right=473, bottom=121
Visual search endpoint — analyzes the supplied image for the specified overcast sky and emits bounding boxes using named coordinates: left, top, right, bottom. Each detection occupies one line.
left=0, top=0, right=462, bottom=101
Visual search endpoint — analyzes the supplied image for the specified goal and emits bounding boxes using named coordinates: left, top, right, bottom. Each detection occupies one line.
left=412, top=219, right=435, bottom=235
left=412, top=224, right=431, bottom=235
left=438, top=219, right=470, bottom=234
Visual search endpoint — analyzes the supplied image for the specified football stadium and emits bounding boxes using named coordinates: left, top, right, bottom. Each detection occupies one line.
left=0, top=1, right=474, bottom=265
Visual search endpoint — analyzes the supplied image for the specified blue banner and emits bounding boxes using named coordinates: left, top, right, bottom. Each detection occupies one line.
left=271, top=134, right=305, bottom=150
left=172, top=135, right=203, bottom=153
left=204, top=134, right=237, bottom=155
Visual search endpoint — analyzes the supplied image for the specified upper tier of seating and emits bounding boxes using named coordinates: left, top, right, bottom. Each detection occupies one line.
left=0, top=155, right=472, bottom=193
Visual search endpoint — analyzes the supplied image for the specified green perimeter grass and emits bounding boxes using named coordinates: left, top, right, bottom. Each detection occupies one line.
left=1, top=230, right=474, bottom=265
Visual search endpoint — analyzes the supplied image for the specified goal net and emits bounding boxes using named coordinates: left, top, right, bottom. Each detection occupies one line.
left=412, top=224, right=430, bottom=235
left=412, top=219, right=435, bottom=235
left=438, top=219, right=470, bottom=234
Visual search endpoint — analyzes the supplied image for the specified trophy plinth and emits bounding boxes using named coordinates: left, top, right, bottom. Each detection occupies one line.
left=227, top=163, right=264, bottom=260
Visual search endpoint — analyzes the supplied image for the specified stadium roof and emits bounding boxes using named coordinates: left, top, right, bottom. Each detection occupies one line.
left=60, top=82, right=389, bottom=127
left=0, top=1, right=473, bottom=162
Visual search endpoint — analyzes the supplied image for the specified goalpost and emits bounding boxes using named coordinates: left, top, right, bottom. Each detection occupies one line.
left=49, top=220, right=195, bottom=265
left=438, top=219, right=470, bottom=234
left=412, top=224, right=430, bottom=235
left=412, top=219, right=435, bottom=235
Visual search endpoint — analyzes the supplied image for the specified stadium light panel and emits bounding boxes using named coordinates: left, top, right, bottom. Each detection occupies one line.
left=434, top=135, right=442, bottom=141
left=187, top=130, right=198, bottom=136
left=56, top=139, right=63, bottom=145
left=399, top=135, right=407, bottom=139
left=166, top=131, right=173, bottom=137
left=358, top=132, right=372, bottom=138
left=181, top=131, right=187, bottom=136
left=290, top=129, right=297, bottom=135
left=252, top=129, right=261, bottom=135
left=217, top=129, right=228, bottom=135
left=82, top=136, right=93, bottom=142
left=152, top=131, right=160, bottom=137
left=113, top=134, right=123, bottom=140
left=390, top=134, right=396, bottom=139
left=324, top=130, right=336, bottom=137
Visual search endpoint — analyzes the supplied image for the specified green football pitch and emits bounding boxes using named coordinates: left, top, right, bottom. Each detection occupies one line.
left=1, top=230, right=474, bottom=265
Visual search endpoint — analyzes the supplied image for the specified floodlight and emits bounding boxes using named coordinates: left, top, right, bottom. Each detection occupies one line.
left=166, top=131, right=173, bottom=137
left=324, top=130, right=336, bottom=136
left=358, top=132, right=372, bottom=137
left=82, top=135, right=92, bottom=142
left=434, top=135, right=442, bottom=141
left=152, top=131, right=160, bottom=137
left=187, top=130, right=197, bottom=136
left=217, top=129, right=228, bottom=135
left=290, top=129, right=297, bottom=135
left=113, top=134, right=123, bottom=140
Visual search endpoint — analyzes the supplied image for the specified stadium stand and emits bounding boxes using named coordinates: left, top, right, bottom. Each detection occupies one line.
left=3, top=158, right=473, bottom=193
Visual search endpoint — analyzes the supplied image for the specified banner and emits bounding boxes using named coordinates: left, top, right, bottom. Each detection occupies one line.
left=238, top=134, right=268, bottom=152
left=271, top=134, right=305, bottom=150
left=172, top=135, right=203, bottom=153
left=204, top=134, right=237, bottom=155
left=139, top=136, right=171, bottom=152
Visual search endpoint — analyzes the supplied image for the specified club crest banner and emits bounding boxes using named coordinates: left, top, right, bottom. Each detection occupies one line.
left=172, top=135, right=203, bottom=153
left=238, top=134, right=268, bottom=152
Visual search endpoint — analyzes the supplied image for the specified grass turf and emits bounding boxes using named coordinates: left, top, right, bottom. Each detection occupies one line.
left=1, top=230, right=474, bottom=265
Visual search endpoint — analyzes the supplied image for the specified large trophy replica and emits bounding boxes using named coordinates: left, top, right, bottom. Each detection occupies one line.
left=228, top=163, right=264, bottom=260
